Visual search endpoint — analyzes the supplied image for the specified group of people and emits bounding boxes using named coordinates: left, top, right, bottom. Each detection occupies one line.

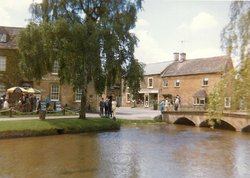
left=0, top=93, right=40, bottom=113
left=0, top=96, right=9, bottom=110
left=99, top=96, right=117, bottom=120
left=159, top=95, right=181, bottom=112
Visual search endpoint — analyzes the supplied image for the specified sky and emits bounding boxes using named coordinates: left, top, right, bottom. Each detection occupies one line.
left=0, top=0, right=232, bottom=64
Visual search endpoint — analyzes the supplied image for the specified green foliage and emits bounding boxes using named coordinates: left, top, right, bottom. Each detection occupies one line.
left=1, top=50, right=24, bottom=88
left=207, top=69, right=237, bottom=125
left=18, top=0, right=144, bottom=118
left=221, top=1, right=250, bottom=60
left=211, top=1, right=250, bottom=119
left=125, top=60, right=144, bottom=100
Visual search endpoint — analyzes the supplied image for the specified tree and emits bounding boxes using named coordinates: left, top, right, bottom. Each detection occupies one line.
left=18, top=0, right=144, bottom=119
left=1, top=50, right=24, bottom=88
left=221, top=1, right=250, bottom=110
left=221, top=1, right=250, bottom=61
left=207, top=1, right=250, bottom=123
left=125, top=59, right=144, bottom=101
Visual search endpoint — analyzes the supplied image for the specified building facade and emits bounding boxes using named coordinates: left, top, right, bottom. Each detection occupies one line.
left=161, top=53, right=234, bottom=109
left=1, top=26, right=234, bottom=111
left=121, top=61, right=172, bottom=108
left=0, top=26, right=101, bottom=111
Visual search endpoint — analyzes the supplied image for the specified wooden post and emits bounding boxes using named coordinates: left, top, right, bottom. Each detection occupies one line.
left=9, top=108, right=12, bottom=117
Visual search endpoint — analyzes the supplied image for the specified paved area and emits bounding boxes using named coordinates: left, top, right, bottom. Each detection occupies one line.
left=0, top=107, right=161, bottom=121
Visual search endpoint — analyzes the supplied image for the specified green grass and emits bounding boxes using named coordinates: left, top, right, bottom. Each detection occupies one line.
left=117, top=119, right=163, bottom=125
left=0, top=118, right=120, bottom=138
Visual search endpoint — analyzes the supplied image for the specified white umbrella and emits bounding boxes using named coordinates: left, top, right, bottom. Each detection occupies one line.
left=7, top=87, right=28, bottom=94
left=27, top=88, right=41, bottom=94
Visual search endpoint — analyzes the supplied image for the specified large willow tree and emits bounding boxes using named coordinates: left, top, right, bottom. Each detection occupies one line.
left=221, top=1, right=250, bottom=110
left=207, top=1, right=250, bottom=123
left=18, top=0, right=144, bottom=118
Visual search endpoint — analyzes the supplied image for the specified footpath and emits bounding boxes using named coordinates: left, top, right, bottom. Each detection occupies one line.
left=0, top=107, right=161, bottom=121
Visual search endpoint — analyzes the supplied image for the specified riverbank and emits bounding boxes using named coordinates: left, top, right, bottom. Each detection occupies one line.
left=0, top=118, right=163, bottom=139
left=0, top=118, right=120, bottom=139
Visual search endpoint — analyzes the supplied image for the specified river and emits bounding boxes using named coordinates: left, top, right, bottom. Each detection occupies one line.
left=0, top=124, right=250, bottom=178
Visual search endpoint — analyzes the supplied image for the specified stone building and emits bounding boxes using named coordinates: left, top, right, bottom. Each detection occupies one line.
left=161, top=53, right=234, bottom=109
left=122, top=61, right=172, bottom=108
left=1, top=26, right=234, bottom=111
left=0, top=26, right=28, bottom=95
left=0, top=26, right=100, bottom=111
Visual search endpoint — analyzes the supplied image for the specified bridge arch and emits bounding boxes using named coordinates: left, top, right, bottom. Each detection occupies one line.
left=163, top=111, right=250, bottom=132
left=174, top=117, right=196, bottom=126
left=199, top=119, right=236, bottom=131
left=241, top=125, right=250, bottom=132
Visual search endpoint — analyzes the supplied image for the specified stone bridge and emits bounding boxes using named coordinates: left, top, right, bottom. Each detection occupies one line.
left=162, top=110, right=250, bottom=132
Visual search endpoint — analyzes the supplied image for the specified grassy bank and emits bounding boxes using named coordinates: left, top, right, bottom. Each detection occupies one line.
left=118, top=119, right=163, bottom=125
left=0, top=118, right=120, bottom=139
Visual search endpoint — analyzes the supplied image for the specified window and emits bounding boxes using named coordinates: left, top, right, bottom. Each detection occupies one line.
left=163, top=80, right=168, bottom=87
left=50, top=84, right=59, bottom=101
left=194, top=97, right=205, bottom=105
left=175, top=80, right=180, bottom=87
left=148, top=77, right=153, bottom=88
left=202, top=78, right=209, bottom=86
left=0, top=56, right=6, bottom=71
left=75, top=88, right=82, bottom=102
left=0, top=83, right=5, bottom=96
left=52, top=61, right=59, bottom=74
left=0, top=33, right=7, bottom=43
left=224, top=97, right=231, bottom=108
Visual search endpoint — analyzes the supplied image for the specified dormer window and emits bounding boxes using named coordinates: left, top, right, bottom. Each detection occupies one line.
left=0, top=33, right=7, bottom=43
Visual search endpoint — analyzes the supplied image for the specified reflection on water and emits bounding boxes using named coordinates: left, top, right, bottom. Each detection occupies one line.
left=0, top=125, right=250, bottom=178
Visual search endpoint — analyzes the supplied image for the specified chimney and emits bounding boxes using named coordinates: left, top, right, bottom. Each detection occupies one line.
left=173, top=52, right=179, bottom=61
left=180, top=53, right=186, bottom=62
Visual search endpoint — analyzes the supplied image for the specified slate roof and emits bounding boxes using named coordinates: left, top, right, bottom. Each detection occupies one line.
left=144, top=61, right=173, bottom=76
left=161, top=56, right=232, bottom=77
left=0, top=26, right=23, bottom=49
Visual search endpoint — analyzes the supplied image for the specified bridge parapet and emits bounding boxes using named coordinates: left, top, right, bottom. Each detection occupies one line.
left=162, top=110, right=250, bottom=132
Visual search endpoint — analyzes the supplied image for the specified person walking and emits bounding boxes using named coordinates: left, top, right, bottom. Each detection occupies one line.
left=104, top=97, right=109, bottom=117
left=99, top=98, right=105, bottom=117
left=159, top=99, right=165, bottom=113
left=108, top=96, right=112, bottom=118
left=174, top=95, right=180, bottom=111
left=112, top=98, right=117, bottom=120
left=165, top=97, right=171, bottom=111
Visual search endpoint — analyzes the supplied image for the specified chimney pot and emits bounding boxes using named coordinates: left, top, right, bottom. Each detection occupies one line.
left=173, top=52, right=179, bottom=61
left=180, top=53, right=186, bottom=62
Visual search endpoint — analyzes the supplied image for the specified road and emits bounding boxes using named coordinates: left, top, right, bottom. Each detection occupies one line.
left=0, top=107, right=161, bottom=121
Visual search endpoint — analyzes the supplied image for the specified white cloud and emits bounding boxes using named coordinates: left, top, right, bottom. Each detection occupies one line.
left=190, top=12, right=218, bottom=31
left=134, top=18, right=168, bottom=63
left=188, top=48, right=224, bottom=59
left=136, top=18, right=150, bottom=28
left=177, top=23, right=188, bottom=31
left=0, top=6, right=11, bottom=26
left=0, top=0, right=35, bottom=27
left=135, top=29, right=167, bottom=63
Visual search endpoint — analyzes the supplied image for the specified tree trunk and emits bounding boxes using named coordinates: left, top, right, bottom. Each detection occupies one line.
left=79, top=87, right=87, bottom=119
left=79, top=67, right=88, bottom=119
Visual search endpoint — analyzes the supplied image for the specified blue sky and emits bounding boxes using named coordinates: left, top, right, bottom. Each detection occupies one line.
left=0, top=0, right=232, bottom=63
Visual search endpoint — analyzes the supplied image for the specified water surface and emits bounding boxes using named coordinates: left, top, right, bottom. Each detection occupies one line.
left=0, top=125, right=249, bottom=178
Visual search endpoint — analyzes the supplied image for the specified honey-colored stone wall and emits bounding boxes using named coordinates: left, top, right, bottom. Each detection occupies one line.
left=34, top=74, right=99, bottom=111
left=161, top=73, right=222, bottom=106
